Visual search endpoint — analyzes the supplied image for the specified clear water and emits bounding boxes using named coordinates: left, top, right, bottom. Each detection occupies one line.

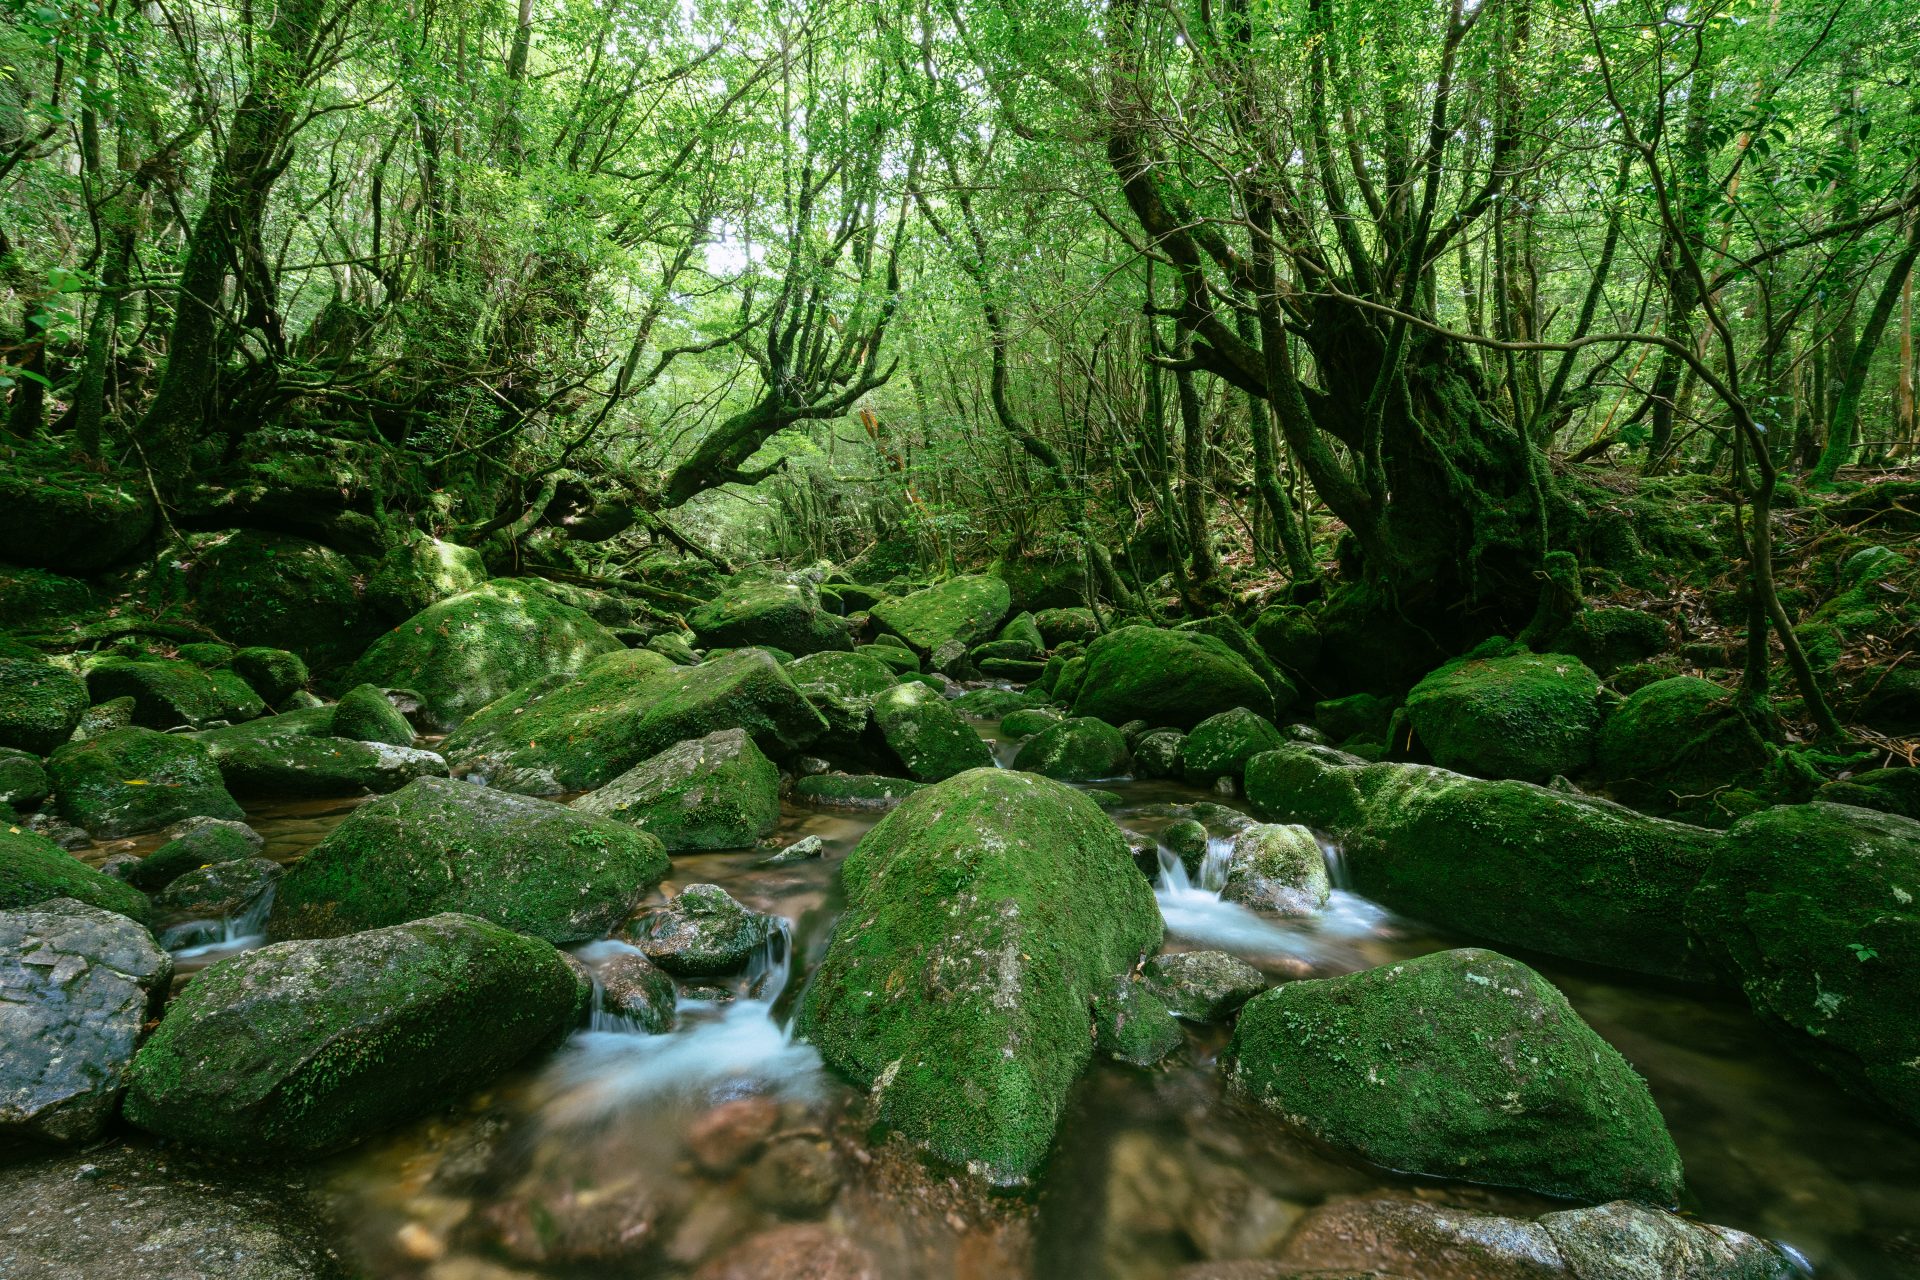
left=82, top=738, right=1920, bottom=1279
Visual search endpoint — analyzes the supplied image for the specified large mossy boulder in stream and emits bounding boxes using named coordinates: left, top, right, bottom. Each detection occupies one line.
left=799, top=768, right=1163, bottom=1184
left=1180, top=706, right=1284, bottom=783
left=870, top=681, right=994, bottom=781
left=48, top=727, right=243, bottom=839
left=345, top=579, right=624, bottom=731
left=266, top=776, right=668, bottom=944
left=785, top=650, right=900, bottom=741
left=0, top=454, right=153, bottom=573
left=1404, top=649, right=1602, bottom=782
left=203, top=730, right=447, bottom=798
left=444, top=647, right=825, bottom=795
left=1687, top=802, right=1920, bottom=1128
left=1229, top=948, right=1684, bottom=1204
left=1597, top=676, right=1770, bottom=813
left=572, top=728, right=780, bottom=851
left=1244, top=744, right=1721, bottom=980
left=0, top=656, right=88, bottom=754
left=1, top=825, right=152, bottom=921
left=1010, top=716, right=1130, bottom=781
left=330, top=682, right=414, bottom=745
left=124, top=913, right=583, bottom=1157
left=189, top=530, right=377, bottom=670
left=869, top=574, right=1011, bottom=658
left=689, top=576, right=853, bottom=656
left=1070, top=626, right=1274, bottom=731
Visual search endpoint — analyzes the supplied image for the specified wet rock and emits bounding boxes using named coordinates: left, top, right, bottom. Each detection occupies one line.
left=792, top=772, right=924, bottom=810
left=125, top=913, right=582, bottom=1156
left=627, top=883, right=773, bottom=976
left=482, top=1177, right=680, bottom=1267
left=47, top=726, right=243, bottom=838
left=786, top=650, right=901, bottom=740
left=331, top=682, right=415, bottom=746
left=1001, top=707, right=1063, bottom=738
left=1597, top=676, right=1769, bottom=814
left=0, top=658, right=89, bottom=754
left=761, top=834, right=826, bottom=865
left=1163, top=818, right=1210, bottom=878
left=1687, top=801, right=1920, bottom=1127
left=154, top=857, right=281, bottom=920
left=1276, top=1198, right=1567, bottom=1280
left=870, top=575, right=1011, bottom=658
left=68, top=694, right=136, bottom=742
left=870, top=682, right=994, bottom=782
left=345, top=579, right=625, bottom=732
left=1182, top=707, right=1285, bottom=784
left=0, top=898, right=170, bottom=1143
left=1134, top=729, right=1187, bottom=779
left=800, top=768, right=1162, bottom=1184
left=693, top=1224, right=879, bottom=1280
left=948, top=686, right=1044, bottom=718
left=189, top=530, right=378, bottom=670
left=268, top=775, right=668, bottom=944
left=0, top=1144, right=345, bottom=1279
left=745, top=1132, right=844, bottom=1216
left=685, top=1096, right=780, bottom=1172
left=595, top=948, right=676, bottom=1033
left=202, top=726, right=448, bottom=797
left=1122, top=828, right=1160, bottom=877
left=131, top=818, right=263, bottom=892
left=1094, top=975, right=1184, bottom=1066
left=856, top=642, right=921, bottom=675
left=20, top=811, right=90, bottom=850
left=232, top=647, right=310, bottom=706
left=0, top=746, right=48, bottom=809
left=1221, top=823, right=1329, bottom=916
left=690, top=576, right=853, bottom=656
left=1405, top=650, right=1602, bottom=783
left=573, top=728, right=780, bottom=851
left=1538, top=1200, right=1797, bottom=1279
left=1231, top=949, right=1684, bottom=1203
left=1012, top=716, right=1130, bottom=781
left=1071, top=626, right=1275, bottom=730
left=1146, top=950, right=1267, bottom=1022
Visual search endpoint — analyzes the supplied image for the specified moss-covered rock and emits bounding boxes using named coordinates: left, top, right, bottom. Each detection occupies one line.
left=1092, top=976, right=1183, bottom=1067
left=189, top=531, right=378, bottom=671
left=1597, top=677, right=1769, bottom=812
left=988, top=611, right=1046, bottom=660
left=1244, top=745, right=1721, bottom=980
left=948, top=687, right=1043, bottom=718
left=625, top=883, right=772, bottom=976
left=1817, top=767, right=1920, bottom=820
left=203, top=731, right=448, bottom=798
left=1221, top=823, right=1328, bottom=915
left=0, top=658, right=88, bottom=754
left=267, top=776, right=668, bottom=944
left=1251, top=604, right=1322, bottom=679
left=1229, top=948, right=1684, bottom=1203
left=176, top=642, right=235, bottom=668
left=870, top=682, right=993, bottom=782
left=1687, top=802, right=1920, bottom=1127
left=0, top=454, right=153, bottom=573
left=1011, top=716, right=1129, bottom=781
left=870, top=575, right=1011, bottom=657
left=857, top=642, right=921, bottom=675
left=1144, top=950, right=1266, bottom=1022
left=124, top=913, right=581, bottom=1157
left=1000, top=707, right=1062, bottom=738
left=0, top=566, right=95, bottom=632
left=1314, top=692, right=1395, bottom=747
left=232, top=647, right=309, bottom=706
left=331, top=683, right=414, bottom=746
left=1052, top=654, right=1089, bottom=708
left=1033, top=607, right=1098, bottom=647
left=572, top=728, right=780, bottom=851
left=345, top=579, right=624, bottom=731
left=365, top=535, right=487, bottom=623
left=799, top=769, right=1163, bottom=1183
left=1551, top=607, right=1668, bottom=676
left=649, top=631, right=702, bottom=665
left=128, top=821, right=261, bottom=892
left=1071, top=627, right=1274, bottom=731
left=1132, top=728, right=1185, bottom=779
left=791, top=773, right=924, bottom=810
left=155, top=857, right=282, bottom=923
left=0, top=825, right=151, bottom=921
left=1176, top=615, right=1299, bottom=717
left=1180, top=707, right=1284, bottom=784
left=689, top=577, right=853, bottom=657
left=0, top=747, right=48, bottom=809
left=1405, top=651, right=1601, bottom=783
left=785, top=651, right=899, bottom=741
left=48, top=728, right=243, bottom=839
left=84, top=657, right=254, bottom=731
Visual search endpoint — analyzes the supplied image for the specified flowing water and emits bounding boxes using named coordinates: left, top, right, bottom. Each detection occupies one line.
left=87, top=728, right=1920, bottom=1279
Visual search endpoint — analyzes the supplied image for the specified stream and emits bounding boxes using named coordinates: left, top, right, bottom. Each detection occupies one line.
left=94, top=719, right=1920, bottom=1279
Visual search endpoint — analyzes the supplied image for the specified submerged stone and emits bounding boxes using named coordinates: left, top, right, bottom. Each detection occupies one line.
left=267, top=775, right=668, bottom=944
left=1405, top=650, right=1602, bottom=783
left=572, top=728, right=780, bottom=851
left=124, top=913, right=582, bottom=1157
left=1071, top=626, right=1274, bottom=731
left=48, top=726, right=243, bottom=839
left=870, top=682, right=993, bottom=781
left=1230, top=948, right=1684, bottom=1203
left=800, top=768, right=1162, bottom=1184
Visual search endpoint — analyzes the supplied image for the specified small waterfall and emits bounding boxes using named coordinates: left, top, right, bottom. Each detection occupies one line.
left=161, top=891, right=274, bottom=958
left=1318, top=834, right=1353, bottom=891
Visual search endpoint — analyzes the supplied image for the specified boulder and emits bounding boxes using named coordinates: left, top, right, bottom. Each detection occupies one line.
left=154, top=857, right=281, bottom=923
left=785, top=650, right=900, bottom=740
left=0, top=658, right=88, bottom=754
left=48, top=727, right=243, bottom=839
left=1177, top=615, right=1300, bottom=717
left=330, top=683, right=413, bottom=745
left=799, top=768, right=1162, bottom=1183
left=1687, top=802, right=1920, bottom=1127
left=67, top=695, right=135, bottom=742
left=1071, top=626, right=1274, bottom=731
left=870, top=682, right=993, bottom=782
left=1221, top=823, right=1329, bottom=915
left=948, top=687, right=1044, bottom=718
left=869, top=575, right=1011, bottom=656
left=128, top=819, right=262, bottom=891
left=0, top=746, right=49, bottom=810
left=1033, top=606, right=1099, bottom=647
left=204, top=732, right=448, bottom=798
left=345, top=579, right=625, bottom=731
left=593, top=947, right=677, bottom=1033
left=0, top=455, right=152, bottom=572
left=689, top=576, right=853, bottom=656
left=1315, top=691, right=1396, bottom=747
left=1133, top=729, right=1186, bottom=779
left=993, top=611, right=1046, bottom=658
left=1230, top=948, right=1684, bottom=1203
left=1404, top=650, right=1602, bottom=783
left=1597, top=677, right=1769, bottom=812
left=1144, top=950, right=1266, bottom=1022
left=1251, top=604, right=1322, bottom=678
left=0, top=826, right=150, bottom=921
left=189, top=530, right=377, bottom=670
left=0, top=565, right=94, bottom=631
left=267, top=776, right=668, bottom=944
left=1181, top=707, right=1284, bottom=784
left=792, top=773, right=924, bottom=810
left=572, top=728, right=781, bottom=851
left=1817, top=766, right=1920, bottom=820
left=124, top=913, right=582, bottom=1156
left=1162, top=818, right=1210, bottom=879
left=1244, top=745, right=1722, bottom=981
left=365, top=534, right=487, bottom=622
left=1551, top=607, right=1668, bottom=676
left=627, top=883, right=773, bottom=976
left=83, top=656, right=250, bottom=730
left=857, top=642, right=921, bottom=675
left=0, top=899, right=170, bottom=1143
left=1093, top=976, right=1184, bottom=1066
left=1537, top=1200, right=1797, bottom=1279
left=231, top=647, right=309, bottom=705
left=1010, top=716, right=1129, bottom=781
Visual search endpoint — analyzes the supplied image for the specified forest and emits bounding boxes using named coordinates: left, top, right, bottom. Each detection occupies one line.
left=1, top=0, right=1919, bottom=1275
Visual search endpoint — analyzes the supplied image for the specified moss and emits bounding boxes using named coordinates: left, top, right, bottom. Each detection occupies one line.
left=990, top=611, right=1046, bottom=659
left=1092, top=977, right=1183, bottom=1067
left=1817, top=767, right=1920, bottom=820
left=365, top=535, right=487, bottom=623
left=1550, top=607, right=1667, bottom=676
left=84, top=656, right=252, bottom=730
left=0, top=823, right=151, bottom=920
left=124, top=913, right=579, bottom=1157
left=1404, top=650, right=1601, bottom=783
left=791, top=773, right=924, bottom=810
left=1162, top=817, right=1209, bottom=877
left=0, top=657, right=89, bottom=754
left=870, top=575, right=1011, bottom=656
left=1181, top=707, right=1284, bottom=784
left=1011, top=717, right=1129, bottom=781
left=1132, top=728, right=1185, bottom=779
left=625, top=882, right=771, bottom=975
left=0, top=450, right=153, bottom=573
left=857, top=643, right=921, bottom=675
left=1070, top=626, right=1273, bottom=731
left=573, top=728, right=780, bottom=851
left=0, top=566, right=96, bottom=631
left=1033, top=607, right=1098, bottom=647
left=0, top=747, right=48, bottom=809
left=799, top=769, right=1162, bottom=1184
left=1597, top=677, right=1769, bottom=814
left=345, top=579, right=624, bottom=731
left=1251, top=604, right=1322, bottom=679
left=202, top=731, right=447, bottom=798
left=48, top=727, right=243, bottom=838
left=1221, top=822, right=1329, bottom=915
left=175, top=642, right=236, bottom=668
left=233, top=648, right=310, bottom=705
left=1176, top=615, right=1299, bottom=716
left=948, top=687, right=1043, bottom=718
left=129, top=822, right=259, bottom=891
left=1687, top=802, right=1920, bottom=1127
left=1229, top=948, right=1684, bottom=1203
left=688, top=576, right=852, bottom=656
left=785, top=650, right=899, bottom=741
left=331, top=684, right=414, bottom=746
left=189, top=530, right=378, bottom=671
left=870, top=683, right=994, bottom=782
left=1000, top=708, right=1062, bottom=738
